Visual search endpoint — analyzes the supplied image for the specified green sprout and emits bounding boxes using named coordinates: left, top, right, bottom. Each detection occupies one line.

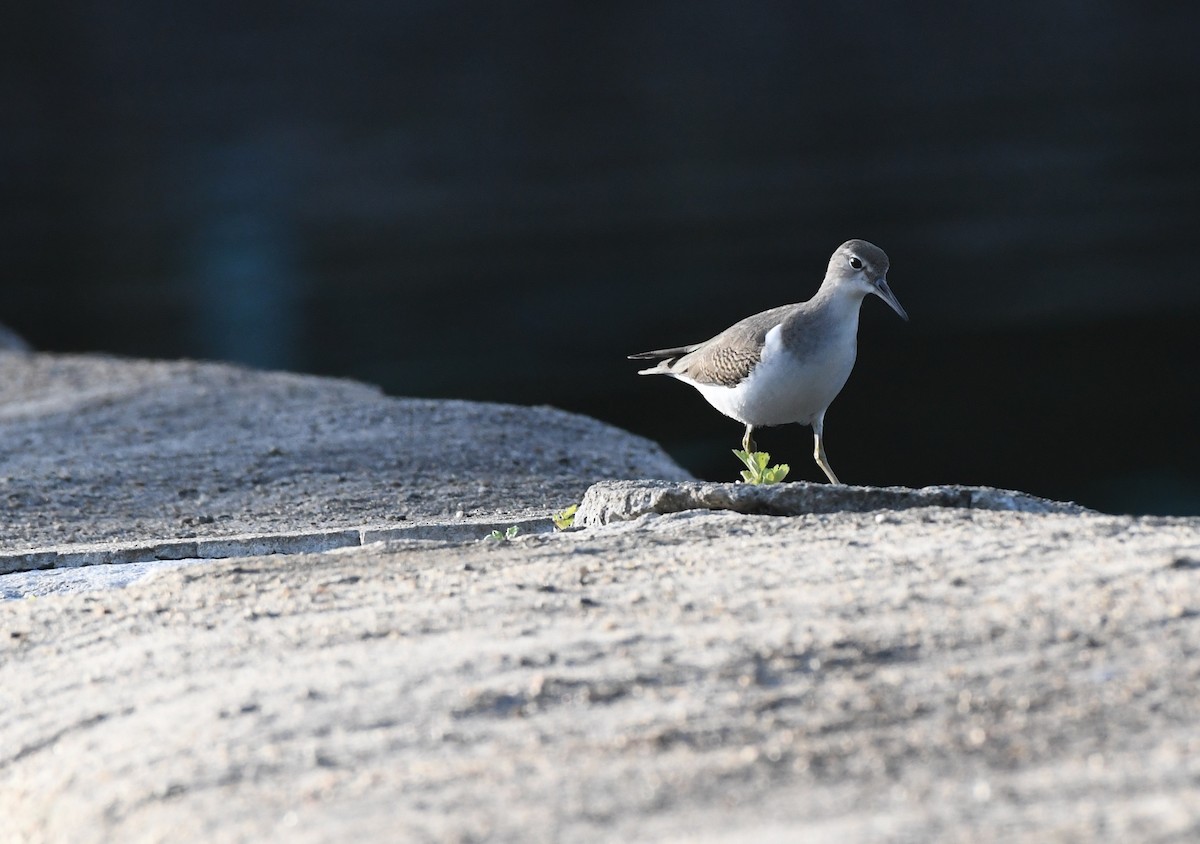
left=732, top=449, right=790, bottom=485
left=487, top=525, right=521, bottom=541
left=552, top=504, right=578, bottom=531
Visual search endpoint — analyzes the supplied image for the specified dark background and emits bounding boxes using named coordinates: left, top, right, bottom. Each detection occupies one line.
left=3, top=2, right=1199, bottom=514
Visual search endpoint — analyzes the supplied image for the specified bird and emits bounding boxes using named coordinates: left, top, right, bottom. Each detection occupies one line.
left=629, top=239, right=907, bottom=484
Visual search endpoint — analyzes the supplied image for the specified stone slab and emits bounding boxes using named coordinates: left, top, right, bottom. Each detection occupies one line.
left=0, top=354, right=690, bottom=555
left=574, top=478, right=1090, bottom=526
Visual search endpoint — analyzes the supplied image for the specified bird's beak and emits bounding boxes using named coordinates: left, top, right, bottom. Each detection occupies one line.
left=873, top=278, right=909, bottom=321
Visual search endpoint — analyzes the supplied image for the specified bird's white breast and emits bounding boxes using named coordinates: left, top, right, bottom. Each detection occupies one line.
left=683, top=320, right=858, bottom=428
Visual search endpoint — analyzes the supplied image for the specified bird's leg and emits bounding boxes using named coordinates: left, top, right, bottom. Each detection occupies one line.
left=742, top=424, right=756, bottom=454
left=812, top=414, right=841, bottom=485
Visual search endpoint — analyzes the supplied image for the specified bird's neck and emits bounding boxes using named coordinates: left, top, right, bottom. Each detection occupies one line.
left=812, top=282, right=867, bottom=324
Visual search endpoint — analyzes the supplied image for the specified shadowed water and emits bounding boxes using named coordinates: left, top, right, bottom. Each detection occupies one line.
left=1, top=2, right=1197, bottom=513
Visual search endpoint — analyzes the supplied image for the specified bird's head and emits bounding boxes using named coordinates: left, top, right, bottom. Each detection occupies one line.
left=827, top=239, right=908, bottom=321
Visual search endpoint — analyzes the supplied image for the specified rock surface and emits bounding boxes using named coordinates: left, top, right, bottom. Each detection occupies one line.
left=3, top=353, right=1200, bottom=842
left=0, top=354, right=688, bottom=555
left=3, top=510, right=1200, bottom=842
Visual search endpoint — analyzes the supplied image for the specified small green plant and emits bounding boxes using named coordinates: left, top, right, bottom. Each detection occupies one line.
left=733, top=449, right=790, bottom=485
left=487, top=525, right=521, bottom=541
left=552, top=504, right=578, bottom=530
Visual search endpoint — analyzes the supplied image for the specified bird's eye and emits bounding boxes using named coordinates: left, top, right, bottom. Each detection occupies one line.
left=848, top=256, right=863, bottom=270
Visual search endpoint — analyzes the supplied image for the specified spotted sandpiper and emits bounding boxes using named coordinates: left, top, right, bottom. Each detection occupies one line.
left=629, top=239, right=908, bottom=484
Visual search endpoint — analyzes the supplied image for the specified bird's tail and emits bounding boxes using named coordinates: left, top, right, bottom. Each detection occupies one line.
left=635, top=362, right=673, bottom=376
left=628, top=346, right=692, bottom=376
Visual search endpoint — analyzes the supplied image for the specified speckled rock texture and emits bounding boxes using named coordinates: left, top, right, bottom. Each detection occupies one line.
left=2, top=353, right=1199, bottom=843
left=3, top=509, right=1200, bottom=842
left=0, top=353, right=689, bottom=554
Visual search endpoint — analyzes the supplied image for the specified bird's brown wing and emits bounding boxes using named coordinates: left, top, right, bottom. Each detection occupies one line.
left=634, top=304, right=796, bottom=387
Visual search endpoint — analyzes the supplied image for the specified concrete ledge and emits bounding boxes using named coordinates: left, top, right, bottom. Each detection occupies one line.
left=575, top=479, right=1090, bottom=526
left=0, top=517, right=555, bottom=576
